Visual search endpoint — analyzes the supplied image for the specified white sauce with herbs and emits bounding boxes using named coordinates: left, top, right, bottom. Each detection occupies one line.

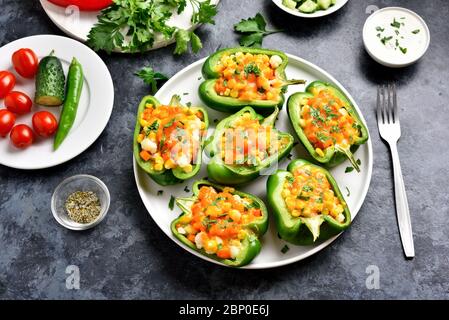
left=363, top=7, right=430, bottom=67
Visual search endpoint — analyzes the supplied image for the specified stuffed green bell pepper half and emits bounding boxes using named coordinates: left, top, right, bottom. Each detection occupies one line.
left=172, top=180, right=269, bottom=267
left=267, top=159, right=351, bottom=245
left=199, top=47, right=305, bottom=114
left=287, top=81, right=369, bottom=171
left=205, top=106, right=294, bottom=185
left=133, top=95, right=209, bottom=186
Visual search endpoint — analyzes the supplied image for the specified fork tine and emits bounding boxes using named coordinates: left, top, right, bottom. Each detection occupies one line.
left=392, top=83, right=398, bottom=123
left=387, top=84, right=393, bottom=124
left=377, top=86, right=382, bottom=124
left=381, top=85, right=387, bottom=123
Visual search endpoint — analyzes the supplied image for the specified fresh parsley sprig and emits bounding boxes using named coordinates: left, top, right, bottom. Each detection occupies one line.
left=234, top=13, right=283, bottom=48
left=135, top=66, right=168, bottom=94
left=87, top=0, right=218, bottom=54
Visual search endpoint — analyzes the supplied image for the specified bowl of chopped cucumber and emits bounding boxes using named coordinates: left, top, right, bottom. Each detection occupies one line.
left=273, top=0, right=349, bottom=18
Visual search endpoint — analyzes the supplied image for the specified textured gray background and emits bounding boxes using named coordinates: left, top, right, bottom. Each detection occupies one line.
left=0, top=0, right=448, bottom=299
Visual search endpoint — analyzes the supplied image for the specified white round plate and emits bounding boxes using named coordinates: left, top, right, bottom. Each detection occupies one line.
left=0, top=35, right=114, bottom=170
left=40, top=0, right=220, bottom=52
left=363, top=7, right=430, bottom=68
left=133, top=53, right=373, bottom=269
left=272, top=0, right=349, bottom=18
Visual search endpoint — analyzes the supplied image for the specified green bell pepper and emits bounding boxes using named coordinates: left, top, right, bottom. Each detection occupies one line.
left=267, top=159, right=351, bottom=245
left=199, top=47, right=305, bottom=114
left=171, top=180, right=269, bottom=267
left=133, top=95, right=209, bottom=186
left=205, top=106, right=294, bottom=185
left=287, top=81, right=369, bottom=171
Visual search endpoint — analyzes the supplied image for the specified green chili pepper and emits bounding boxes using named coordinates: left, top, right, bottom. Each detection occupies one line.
left=287, top=81, right=369, bottom=171
left=171, top=180, right=269, bottom=267
left=133, top=95, right=209, bottom=186
left=267, top=159, right=351, bottom=245
left=199, top=47, right=305, bottom=114
left=53, top=58, right=83, bottom=150
left=205, top=106, right=294, bottom=185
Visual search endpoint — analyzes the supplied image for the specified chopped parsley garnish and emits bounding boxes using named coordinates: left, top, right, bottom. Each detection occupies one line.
left=345, top=187, right=350, bottom=197
left=245, top=201, right=260, bottom=209
left=168, top=195, right=175, bottom=210
left=376, top=26, right=385, bottom=32
left=213, top=119, right=219, bottom=124
left=399, top=46, right=407, bottom=54
left=391, top=18, right=401, bottom=29
left=244, top=63, right=261, bottom=76
left=302, top=185, right=313, bottom=192
left=330, top=125, right=341, bottom=133
left=356, top=159, right=361, bottom=166
left=157, top=190, right=164, bottom=196
left=381, top=36, right=393, bottom=45
left=412, top=29, right=420, bottom=34
left=186, top=102, right=192, bottom=107
left=297, top=195, right=310, bottom=201
left=184, top=186, right=190, bottom=193
left=317, top=132, right=330, bottom=142
left=345, top=166, right=354, bottom=173
left=281, top=245, right=290, bottom=254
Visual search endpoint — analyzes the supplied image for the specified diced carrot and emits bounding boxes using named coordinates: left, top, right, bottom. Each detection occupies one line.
left=140, top=150, right=151, bottom=161
left=187, top=234, right=196, bottom=243
left=247, top=73, right=256, bottom=83
left=217, top=248, right=231, bottom=259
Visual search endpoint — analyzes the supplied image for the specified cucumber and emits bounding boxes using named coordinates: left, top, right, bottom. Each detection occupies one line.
left=299, top=0, right=319, bottom=13
left=282, top=0, right=297, bottom=10
left=35, top=51, right=65, bottom=106
left=317, top=0, right=332, bottom=10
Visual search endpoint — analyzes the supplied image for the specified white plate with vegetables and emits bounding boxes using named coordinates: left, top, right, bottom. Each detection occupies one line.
left=40, top=0, right=220, bottom=53
left=0, top=35, right=113, bottom=170
left=273, top=0, right=349, bottom=18
left=133, top=50, right=373, bottom=269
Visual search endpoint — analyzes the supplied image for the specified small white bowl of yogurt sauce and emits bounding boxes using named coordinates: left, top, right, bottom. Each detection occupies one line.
left=363, top=7, right=430, bottom=68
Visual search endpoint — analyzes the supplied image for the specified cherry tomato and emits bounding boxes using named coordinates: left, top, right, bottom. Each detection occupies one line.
left=48, top=0, right=112, bottom=11
left=32, top=111, right=58, bottom=137
left=10, top=124, right=34, bottom=149
left=0, top=109, right=16, bottom=137
left=11, top=48, right=39, bottom=79
left=0, top=71, right=16, bottom=98
left=5, top=91, right=33, bottom=115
